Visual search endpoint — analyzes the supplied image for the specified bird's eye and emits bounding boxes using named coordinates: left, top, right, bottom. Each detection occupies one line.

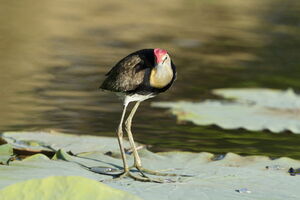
left=163, top=56, right=168, bottom=63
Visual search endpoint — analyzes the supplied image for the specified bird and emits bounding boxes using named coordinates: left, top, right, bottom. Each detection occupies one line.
left=100, top=48, right=176, bottom=182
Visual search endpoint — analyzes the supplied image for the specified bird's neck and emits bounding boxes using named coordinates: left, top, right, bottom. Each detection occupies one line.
left=150, top=64, right=173, bottom=88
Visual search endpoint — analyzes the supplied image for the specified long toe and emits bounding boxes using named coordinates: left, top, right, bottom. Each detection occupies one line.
left=113, top=171, right=167, bottom=183
left=128, top=173, right=166, bottom=183
left=136, top=166, right=179, bottom=177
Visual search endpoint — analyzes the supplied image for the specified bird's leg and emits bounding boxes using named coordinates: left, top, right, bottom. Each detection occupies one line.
left=124, top=101, right=142, bottom=168
left=125, top=101, right=177, bottom=177
left=113, top=103, right=163, bottom=183
left=115, top=104, right=130, bottom=175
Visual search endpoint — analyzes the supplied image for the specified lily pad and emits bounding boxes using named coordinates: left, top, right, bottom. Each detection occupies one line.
left=22, top=153, right=50, bottom=161
left=0, top=144, right=13, bottom=164
left=0, top=131, right=300, bottom=200
left=152, top=88, right=300, bottom=133
left=1, top=131, right=123, bottom=154
left=0, top=176, right=141, bottom=200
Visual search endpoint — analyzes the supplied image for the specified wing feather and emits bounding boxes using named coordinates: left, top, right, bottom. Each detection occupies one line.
left=100, top=55, right=146, bottom=92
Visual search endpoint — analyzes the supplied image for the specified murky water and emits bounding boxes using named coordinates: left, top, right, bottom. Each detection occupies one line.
left=1, top=0, right=300, bottom=158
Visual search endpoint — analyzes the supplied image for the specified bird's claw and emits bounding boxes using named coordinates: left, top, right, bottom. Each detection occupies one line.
left=113, top=171, right=166, bottom=183
left=131, top=166, right=179, bottom=177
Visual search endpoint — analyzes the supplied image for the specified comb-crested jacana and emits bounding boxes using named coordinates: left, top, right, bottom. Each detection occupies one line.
left=100, top=48, right=176, bottom=182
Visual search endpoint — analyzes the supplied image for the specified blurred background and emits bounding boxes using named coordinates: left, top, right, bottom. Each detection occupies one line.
left=1, top=0, right=300, bottom=158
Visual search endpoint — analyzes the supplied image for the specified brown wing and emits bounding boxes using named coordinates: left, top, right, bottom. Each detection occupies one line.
left=100, top=55, right=146, bottom=92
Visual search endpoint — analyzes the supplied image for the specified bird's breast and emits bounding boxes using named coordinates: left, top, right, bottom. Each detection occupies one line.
left=149, top=65, right=174, bottom=88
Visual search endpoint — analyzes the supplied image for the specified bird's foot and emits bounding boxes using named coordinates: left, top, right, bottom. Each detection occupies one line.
left=113, top=170, right=168, bottom=183
left=88, top=166, right=175, bottom=183
left=133, top=165, right=178, bottom=177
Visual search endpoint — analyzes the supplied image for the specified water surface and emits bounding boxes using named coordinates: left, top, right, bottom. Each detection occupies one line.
left=1, top=0, right=300, bottom=158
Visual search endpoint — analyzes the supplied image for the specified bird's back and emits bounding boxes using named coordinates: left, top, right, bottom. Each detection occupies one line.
left=100, top=49, right=154, bottom=92
left=100, top=49, right=176, bottom=96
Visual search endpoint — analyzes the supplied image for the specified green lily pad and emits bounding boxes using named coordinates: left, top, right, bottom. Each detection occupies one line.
left=1, top=131, right=123, bottom=154
left=152, top=88, right=300, bottom=133
left=22, top=153, right=50, bottom=161
left=52, top=149, right=74, bottom=161
left=0, top=131, right=300, bottom=200
left=0, top=176, right=141, bottom=200
left=0, top=144, right=13, bottom=164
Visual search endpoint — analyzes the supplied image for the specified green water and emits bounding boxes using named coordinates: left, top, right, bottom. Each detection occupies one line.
left=1, top=0, right=300, bottom=159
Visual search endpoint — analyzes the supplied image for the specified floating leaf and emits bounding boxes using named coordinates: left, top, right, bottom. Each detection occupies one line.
left=0, top=132, right=300, bottom=200
left=0, top=138, right=7, bottom=145
left=0, top=144, right=13, bottom=165
left=152, top=88, right=300, bottom=133
left=52, top=149, right=74, bottom=161
left=22, top=154, right=50, bottom=162
left=1, top=131, right=123, bottom=154
left=213, top=88, right=300, bottom=109
left=0, top=176, right=141, bottom=200
left=0, top=135, right=55, bottom=159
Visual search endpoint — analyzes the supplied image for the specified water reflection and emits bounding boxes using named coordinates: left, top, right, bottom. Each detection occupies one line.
left=1, top=0, right=300, bottom=158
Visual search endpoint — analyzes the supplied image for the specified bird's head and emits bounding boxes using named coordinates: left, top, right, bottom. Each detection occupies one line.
left=154, top=48, right=171, bottom=66
left=150, top=48, right=174, bottom=88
